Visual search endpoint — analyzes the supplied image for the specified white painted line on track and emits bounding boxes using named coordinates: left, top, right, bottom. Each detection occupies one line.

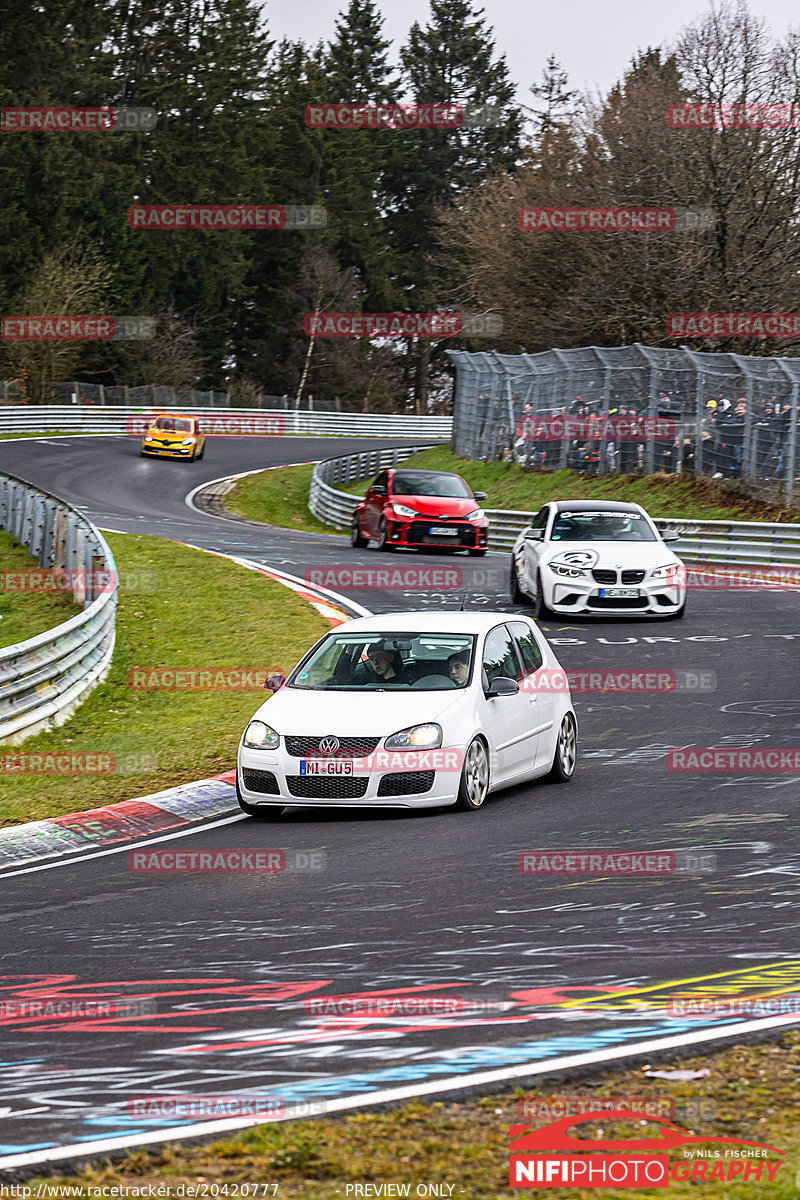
left=2, top=1012, right=800, bottom=1170
left=0, top=813, right=246, bottom=880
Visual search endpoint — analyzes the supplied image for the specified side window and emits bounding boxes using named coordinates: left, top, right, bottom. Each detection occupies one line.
left=532, top=507, right=549, bottom=530
left=509, top=621, right=543, bottom=676
left=372, top=472, right=389, bottom=492
left=482, top=625, right=520, bottom=685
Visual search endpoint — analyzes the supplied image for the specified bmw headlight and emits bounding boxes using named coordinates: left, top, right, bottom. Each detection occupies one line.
left=547, top=549, right=597, bottom=576
left=550, top=563, right=588, bottom=578
left=243, top=720, right=280, bottom=749
left=466, top=508, right=485, bottom=522
left=385, top=722, right=442, bottom=750
left=391, top=503, right=418, bottom=518
left=650, top=563, right=683, bottom=582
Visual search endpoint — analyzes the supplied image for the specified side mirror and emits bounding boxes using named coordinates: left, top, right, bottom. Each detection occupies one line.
left=486, top=675, right=519, bottom=698
left=371, top=484, right=387, bottom=496
left=265, top=672, right=286, bottom=692
left=473, top=491, right=488, bottom=502
left=661, top=530, right=680, bottom=543
left=524, top=527, right=545, bottom=541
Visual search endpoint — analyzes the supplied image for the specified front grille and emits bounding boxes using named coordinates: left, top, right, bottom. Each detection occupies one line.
left=285, top=736, right=380, bottom=758
left=592, top=569, right=618, bottom=585
left=286, top=776, right=369, bottom=799
left=377, top=771, right=435, bottom=797
left=408, top=521, right=475, bottom=547
left=621, top=570, right=645, bottom=584
left=242, top=768, right=280, bottom=794
left=587, top=596, right=648, bottom=609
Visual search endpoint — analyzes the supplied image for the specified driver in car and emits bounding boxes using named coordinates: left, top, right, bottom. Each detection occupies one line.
left=365, top=642, right=408, bottom=684
left=446, top=652, right=470, bottom=686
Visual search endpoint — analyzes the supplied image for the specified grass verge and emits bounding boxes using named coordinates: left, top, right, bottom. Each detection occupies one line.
left=29, top=1030, right=800, bottom=1198
left=226, top=464, right=337, bottom=535
left=0, top=529, right=81, bottom=646
left=223, top=448, right=800, bottom=537
left=0, top=532, right=328, bottom=826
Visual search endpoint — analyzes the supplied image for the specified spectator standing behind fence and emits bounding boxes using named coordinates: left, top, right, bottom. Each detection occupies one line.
left=617, top=405, right=638, bottom=474
left=719, top=398, right=747, bottom=477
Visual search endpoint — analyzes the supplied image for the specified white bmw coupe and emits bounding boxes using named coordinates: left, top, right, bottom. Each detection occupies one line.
left=236, top=611, right=577, bottom=817
left=509, top=500, right=686, bottom=619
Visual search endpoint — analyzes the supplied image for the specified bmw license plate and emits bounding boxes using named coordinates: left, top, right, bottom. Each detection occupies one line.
left=600, top=588, right=640, bottom=598
left=300, top=759, right=353, bottom=775
left=429, top=526, right=457, bottom=536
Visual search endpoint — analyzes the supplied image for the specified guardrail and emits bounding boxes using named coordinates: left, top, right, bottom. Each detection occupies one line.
left=308, top=448, right=800, bottom=567
left=0, top=474, right=117, bottom=744
left=0, top=405, right=453, bottom=440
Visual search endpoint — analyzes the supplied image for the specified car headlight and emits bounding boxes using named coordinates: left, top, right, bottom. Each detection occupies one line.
left=466, top=508, right=485, bottom=522
left=242, top=720, right=280, bottom=749
left=391, top=503, right=418, bottom=518
left=144, top=436, right=154, bottom=442
left=180, top=437, right=194, bottom=445
left=385, top=722, right=442, bottom=750
left=547, top=549, right=598, bottom=572
left=650, top=563, right=682, bottom=582
left=550, top=563, right=589, bottom=578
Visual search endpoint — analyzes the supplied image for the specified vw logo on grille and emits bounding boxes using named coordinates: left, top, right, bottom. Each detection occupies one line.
left=319, top=735, right=340, bottom=753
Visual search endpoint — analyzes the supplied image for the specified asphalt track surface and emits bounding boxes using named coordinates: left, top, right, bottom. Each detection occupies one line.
left=1, top=434, right=800, bottom=1167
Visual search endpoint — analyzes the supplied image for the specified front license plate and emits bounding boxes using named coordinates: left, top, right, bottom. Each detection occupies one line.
left=600, top=588, right=640, bottom=598
left=429, top=526, right=457, bottom=536
left=300, top=759, right=354, bottom=775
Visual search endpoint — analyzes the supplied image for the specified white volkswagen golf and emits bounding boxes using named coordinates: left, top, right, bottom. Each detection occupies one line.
left=509, top=500, right=686, bottom=619
left=236, top=612, right=577, bottom=817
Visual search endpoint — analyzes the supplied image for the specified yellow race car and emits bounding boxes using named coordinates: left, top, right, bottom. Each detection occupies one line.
left=140, top=414, right=205, bottom=461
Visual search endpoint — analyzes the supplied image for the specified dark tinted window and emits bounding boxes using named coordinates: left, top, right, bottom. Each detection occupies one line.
left=482, top=625, right=520, bottom=685
left=509, top=622, right=543, bottom=674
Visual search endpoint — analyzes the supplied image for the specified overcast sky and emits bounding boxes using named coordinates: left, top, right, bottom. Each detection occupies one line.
left=263, top=0, right=800, bottom=103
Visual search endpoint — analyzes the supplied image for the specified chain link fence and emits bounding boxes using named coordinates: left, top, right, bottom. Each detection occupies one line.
left=446, top=345, right=800, bottom=506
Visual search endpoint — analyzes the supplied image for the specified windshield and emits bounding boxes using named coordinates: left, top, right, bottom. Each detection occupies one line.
left=289, top=632, right=477, bottom=690
left=153, top=417, right=194, bottom=433
left=391, top=472, right=472, bottom=499
left=549, top=511, right=657, bottom=542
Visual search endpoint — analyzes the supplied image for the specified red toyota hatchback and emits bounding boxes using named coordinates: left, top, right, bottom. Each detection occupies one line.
left=350, top=468, right=489, bottom=555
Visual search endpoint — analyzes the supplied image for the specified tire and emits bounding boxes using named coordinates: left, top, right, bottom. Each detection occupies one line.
left=236, top=777, right=286, bottom=819
left=455, top=737, right=490, bottom=811
left=530, top=569, right=553, bottom=621
left=509, top=558, right=527, bottom=605
left=469, top=548, right=487, bottom=557
left=376, top=517, right=394, bottom=552
left=350, top=512, right=367, bottom=548
left=545, top=713, right=577, bottom=783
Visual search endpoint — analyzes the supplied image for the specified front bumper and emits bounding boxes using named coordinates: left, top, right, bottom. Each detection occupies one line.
left=543, top=569, right=685, bottom=616
left=386, top=518, right=489, bottom=550
left=141, top=441, right=195, bottom=458
left=237, top=745, right=465, bottom=809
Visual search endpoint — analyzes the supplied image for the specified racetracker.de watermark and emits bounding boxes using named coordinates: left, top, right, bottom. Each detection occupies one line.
left=518, top=206, right=715, bottom=233
left=0, top=568, right=157, bottom=594
left=516, top=1095, right=717, bottom=1123
left=0, top=996, right=155, bottom=1018
left=304, top=312, right=503, bottom=338
left=667, top=994, right=800, bottom=1017
left=304, top=566, right=464, bottom=590
left=0, top=753, right=115, bottom=775
left=667, top=748, right=800, bottom=771
left=303, top=995, right=509, bottom=1015
left=127, top=848, right=327, bottom=873
left=1, top=316, right=155, bottom=340
left=1, top=106, right=156, bottom=132
left=128, top=668, right=282, bottom=691
left=127, top=413, right=284, bottom=436
left=517, top=849, right=716, bottom=875
left=304, top=102, right=504, bottom=129
left=127, top=205, right=326, bottom=230
left=666, top=313, right=800, bottom=338
left=515, top=414, right=675, bottom=441
left=668, top=102, right=800, bottom=129
left=520, top=668, right=716, bottom=694
left=128, top=1095, right=325, bottom=1119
